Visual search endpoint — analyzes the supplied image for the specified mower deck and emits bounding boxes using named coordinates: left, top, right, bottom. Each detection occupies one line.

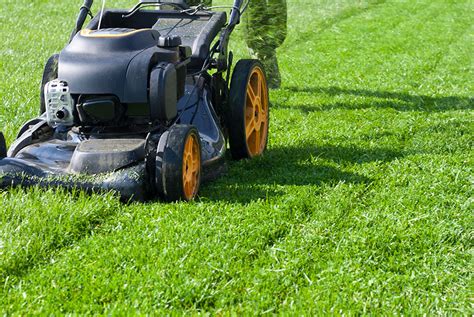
left=0, top=83, right=226, bottom=201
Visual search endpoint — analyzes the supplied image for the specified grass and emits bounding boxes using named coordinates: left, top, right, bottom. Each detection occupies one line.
left=0, top=0, right=472, bottom=314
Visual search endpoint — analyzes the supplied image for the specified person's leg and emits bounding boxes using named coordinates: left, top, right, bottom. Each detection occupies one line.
left=245, top=0, right=287, bottom=88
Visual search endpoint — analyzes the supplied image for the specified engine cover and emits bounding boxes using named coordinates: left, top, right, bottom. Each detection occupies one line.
left=58, top=29, right=181, bottom=104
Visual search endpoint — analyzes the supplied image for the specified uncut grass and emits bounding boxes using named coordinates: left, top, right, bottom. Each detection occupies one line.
left=0, top=0, right=472, bottom=314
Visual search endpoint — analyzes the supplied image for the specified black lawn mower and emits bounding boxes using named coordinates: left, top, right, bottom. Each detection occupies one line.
left=0, top=0, right=269, bottom=201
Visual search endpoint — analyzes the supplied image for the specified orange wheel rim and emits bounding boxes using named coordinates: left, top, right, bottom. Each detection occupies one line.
left=182, top=134, right=200, bottom=200
left=245, top=66, right=268, bottom=157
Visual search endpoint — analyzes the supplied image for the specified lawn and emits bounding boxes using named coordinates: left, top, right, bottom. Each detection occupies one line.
left=0, top=0, right=472, bottom=314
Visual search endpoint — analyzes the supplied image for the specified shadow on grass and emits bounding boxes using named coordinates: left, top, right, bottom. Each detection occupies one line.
left=276, top=86, right=473, bottom=113
left=201, top=143, right=403, bottom=203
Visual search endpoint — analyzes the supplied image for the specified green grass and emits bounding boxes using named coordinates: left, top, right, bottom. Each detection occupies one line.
left=1, top=0, right=473, bottom=314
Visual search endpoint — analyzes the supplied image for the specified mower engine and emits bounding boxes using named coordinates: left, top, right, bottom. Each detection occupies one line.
left=55, top=24, right=190, bottom=129
left=44, top=80, right=75, bottom=127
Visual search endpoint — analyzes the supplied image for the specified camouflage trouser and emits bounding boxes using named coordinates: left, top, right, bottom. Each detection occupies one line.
left=186, top=0, right=287, bottom=58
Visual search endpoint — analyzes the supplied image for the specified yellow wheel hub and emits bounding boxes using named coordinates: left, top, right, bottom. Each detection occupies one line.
left=245, top=66, right=268, bottom=157
left=182, top=134, right=200, bottom=200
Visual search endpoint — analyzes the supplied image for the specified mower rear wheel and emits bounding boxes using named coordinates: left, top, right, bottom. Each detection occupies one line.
left=40, top=54, right=59, bottom=114
left=157, top=125, right=202, bottom=201
left=228, top=59, right=269, bottom=160
left=0, top=132, right=6, bottom=158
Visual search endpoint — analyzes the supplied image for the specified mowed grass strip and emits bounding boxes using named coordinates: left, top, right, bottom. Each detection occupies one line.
left=0, top=0, right=472, bottom=314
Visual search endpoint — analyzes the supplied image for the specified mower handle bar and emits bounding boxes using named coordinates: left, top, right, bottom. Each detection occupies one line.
left=70, top=0, right=244, bottom=40
left=70, top=0, right=94, bottom=42
left=69, top=0, right=246, bottom=70
left=228, top=0, right=244, bottom=29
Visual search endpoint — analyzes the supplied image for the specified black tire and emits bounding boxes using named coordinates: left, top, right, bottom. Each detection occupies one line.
left=0, top=132, right=6, bottom=158
left=227, top=59, right=269, bottom=160
left=40, top=54, right=59, bottom=114
left=157, top=125, right=202, bottom=201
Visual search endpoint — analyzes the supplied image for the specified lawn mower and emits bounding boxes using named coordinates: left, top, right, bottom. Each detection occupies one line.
left=0, top=0, right=269, bottom=201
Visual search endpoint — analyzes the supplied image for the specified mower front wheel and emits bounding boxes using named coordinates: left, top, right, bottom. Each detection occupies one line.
left=156, top=125, right=202, bottom=201
left=0, top=132, right=6, bottom=158
left=227, top=59, right=269, bottom=160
